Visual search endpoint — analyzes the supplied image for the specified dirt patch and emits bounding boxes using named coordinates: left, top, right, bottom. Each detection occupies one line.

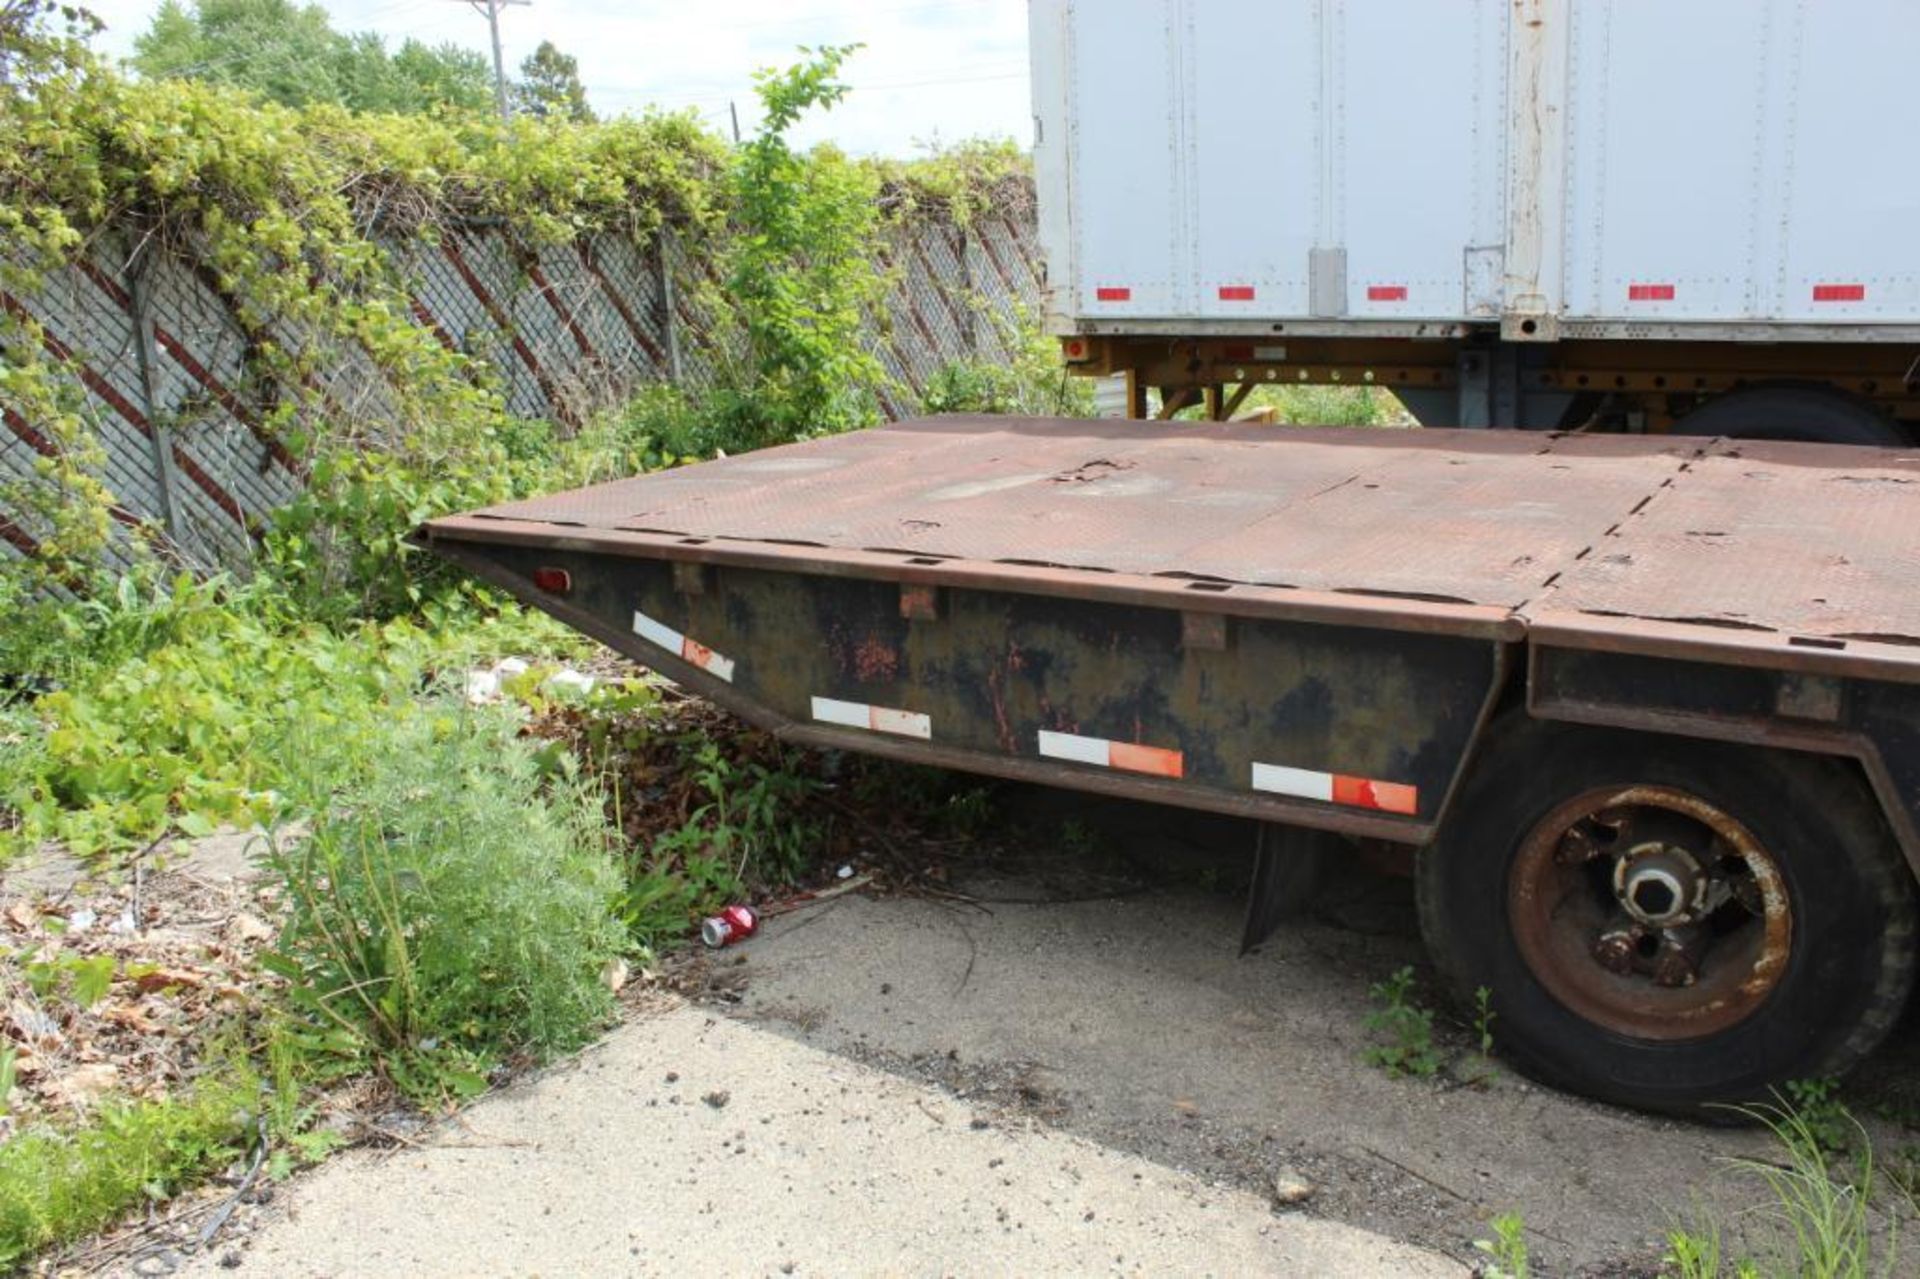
left=0, top=834, right=280, bottom=1134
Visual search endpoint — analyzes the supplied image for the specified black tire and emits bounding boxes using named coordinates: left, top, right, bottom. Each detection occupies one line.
left=1674, top=384, right=1907, bottom=447
left=1417, top=717, right=1916, bottom=1114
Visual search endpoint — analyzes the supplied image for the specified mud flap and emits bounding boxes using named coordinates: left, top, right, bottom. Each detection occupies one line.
left=1240, top=822, right=1340, bottom=954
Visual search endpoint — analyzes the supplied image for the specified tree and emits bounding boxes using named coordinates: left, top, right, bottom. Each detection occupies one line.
left=387, top=38, right=492, bottom=116
left=1, top=1, right=102, bottom=86
left=130, top=0, right=491, bottom=116
left=513, top=39, right=592, bottom=122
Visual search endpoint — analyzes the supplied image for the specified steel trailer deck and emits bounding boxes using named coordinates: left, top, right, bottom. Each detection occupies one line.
left=421, top=417, right=1920, bottom=863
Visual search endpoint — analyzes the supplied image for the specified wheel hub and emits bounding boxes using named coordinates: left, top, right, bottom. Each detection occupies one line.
left=1613, top=842, right=1709, bottom=926
left=1509, top=786, right=1793, bottom=1040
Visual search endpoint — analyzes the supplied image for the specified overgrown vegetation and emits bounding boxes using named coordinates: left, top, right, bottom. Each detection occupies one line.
left=0, top=1075, right=256, bottom=1268
left=922, top=306, right=1096, bottom=419
left=262, top=707, right=622, bottom=1101
left=1, top=18, right=1041, bottom=609
left=2, top=570, right=576, bottom=855
left=0, top=8, right=1082, bottom=1263
left=1241, top=383, right=1412, bottom=428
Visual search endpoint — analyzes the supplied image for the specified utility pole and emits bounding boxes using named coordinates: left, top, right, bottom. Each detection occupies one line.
left=456, top=0, right=529, bottom=123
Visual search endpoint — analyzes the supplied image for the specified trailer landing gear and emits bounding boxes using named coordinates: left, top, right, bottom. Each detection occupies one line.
left=1419, top=719, right=1917, bottom=1113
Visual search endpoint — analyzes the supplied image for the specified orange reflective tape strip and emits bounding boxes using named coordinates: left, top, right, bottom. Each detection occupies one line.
left=1330, top=774, right=1419, bottom=815
left=1107, top=741, right=1185, bottom=778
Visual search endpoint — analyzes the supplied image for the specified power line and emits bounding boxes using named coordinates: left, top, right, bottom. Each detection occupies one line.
left=451, top=0, right=528, bottom=123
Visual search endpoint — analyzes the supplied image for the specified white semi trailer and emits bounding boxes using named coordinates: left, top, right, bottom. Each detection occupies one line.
left=1029, top=0, right=1920, bottom=442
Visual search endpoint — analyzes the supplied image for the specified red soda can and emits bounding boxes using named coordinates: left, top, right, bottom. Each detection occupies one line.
left=701, top=904, right=759, bottom=948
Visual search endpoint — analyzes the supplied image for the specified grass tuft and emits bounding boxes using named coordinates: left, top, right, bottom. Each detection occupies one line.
left=0, top=1077, right=256, bottom=1267
left=262, top=703, right=623, bottom=1102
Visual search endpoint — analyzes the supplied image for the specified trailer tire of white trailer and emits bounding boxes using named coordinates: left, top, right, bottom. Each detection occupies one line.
left=1672, top=384, right=1908, bottom=448
left=1417, top=718, right=1917, bottom=1114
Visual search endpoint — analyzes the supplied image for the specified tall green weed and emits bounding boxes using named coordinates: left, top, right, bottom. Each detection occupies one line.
left=262, top=705, right=621, bottom=1100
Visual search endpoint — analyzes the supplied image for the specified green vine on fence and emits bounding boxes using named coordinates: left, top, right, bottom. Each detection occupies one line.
left=0, top=20, right=1035, bottom=613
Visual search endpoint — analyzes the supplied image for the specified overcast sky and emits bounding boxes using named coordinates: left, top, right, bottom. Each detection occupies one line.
left=79, top=0, right=1034, bottom=155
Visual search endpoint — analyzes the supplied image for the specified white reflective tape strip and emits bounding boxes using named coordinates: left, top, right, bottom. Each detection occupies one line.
left=1037, top=729, right=1109, bottom=766
left=869, top=706, right=932, bottom=738
left=632, top=610, right=735, bottom=684
left=1251, top=762, right=1335, bottom=803
left=811, top=697, right=932, bottom=739
left=811, top=697, right=874, bottom=729
left=632, top=610, right=683, bottom=654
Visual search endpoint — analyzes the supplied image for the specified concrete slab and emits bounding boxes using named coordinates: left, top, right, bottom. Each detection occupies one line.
left=189, top=1003, right=1462, bottom=1278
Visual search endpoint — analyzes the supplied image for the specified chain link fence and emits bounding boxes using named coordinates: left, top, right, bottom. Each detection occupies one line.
left=1, top=194, right=1043, bottom=575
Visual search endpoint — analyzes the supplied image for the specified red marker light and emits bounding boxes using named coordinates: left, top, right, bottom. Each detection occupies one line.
left=532, top=567, right=572, bottom=595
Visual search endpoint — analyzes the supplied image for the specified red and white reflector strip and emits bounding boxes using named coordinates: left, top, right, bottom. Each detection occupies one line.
left=1217, top=285, right=1257, bottom=302
left=1813, top=283, right=1866, bottom=302
left=811, top=697, right=932, bottom=740
left=632, top=609, right=736, bottom=683
left=1252, top=762, right=1418, bottom=816
left=1095, top=286, right=1132, bottom=302
left=1627, top=283, right=1676, bottom=302
left=1037, top=730, right=1183, bottom=778
left=1366, top=285, right=1408, bottom=302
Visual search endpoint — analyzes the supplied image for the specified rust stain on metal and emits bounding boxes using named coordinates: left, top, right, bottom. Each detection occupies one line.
left=1604, top=785, right=1794, bottom=1006
left=851, top=634, right=900, bottom=683
left=1510, top=784, right=1792, bottom=1043
left=985, top=659, right=1017, bottom=755
left=899, top=583, right=941, bottom=621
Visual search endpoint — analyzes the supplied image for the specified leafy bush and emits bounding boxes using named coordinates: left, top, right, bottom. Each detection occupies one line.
left=921, top=307, right=1096, bottom=420
left=1, top=576, right=585, bottom=860
left=0, top=698, right=40, bottom=837
left=716, top=45, right=887, bottom=451
left=10, top=611, right=423, bottom=854
left=1243, top=384, right=1411, bottom=427
left=262, top=705, right=621, bottom=1099
left=615, top=733, right=824, bottom=948
left=0, top=1076, right=255, bottom=1268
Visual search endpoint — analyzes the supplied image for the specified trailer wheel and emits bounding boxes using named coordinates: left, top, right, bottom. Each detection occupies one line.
left=1417, top=719, right=1916, bottom=1113
left=1674, top=384, right=1906, bottom=447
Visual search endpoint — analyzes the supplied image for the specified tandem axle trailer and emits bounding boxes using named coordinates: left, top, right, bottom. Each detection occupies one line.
left=422, top=417, right=1920, bottom=1113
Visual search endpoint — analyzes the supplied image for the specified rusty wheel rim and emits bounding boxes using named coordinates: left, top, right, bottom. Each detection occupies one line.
left=1507, top=785, right=1792, bottom=1042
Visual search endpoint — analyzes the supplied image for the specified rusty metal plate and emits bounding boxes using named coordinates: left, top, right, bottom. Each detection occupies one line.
left=1527, top=437, right=1920, bottom=647
left=468, top=417, right=1695, bottom=608
left=442, top=417, right=1920, bottom=657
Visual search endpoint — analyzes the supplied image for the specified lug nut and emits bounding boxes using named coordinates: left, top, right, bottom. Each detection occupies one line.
left=1652, top=946, right=1698, bottom=988
left=1593, top=929, right=1638, bottom=974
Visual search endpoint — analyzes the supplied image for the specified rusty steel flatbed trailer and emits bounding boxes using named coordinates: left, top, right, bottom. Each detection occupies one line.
left=421, top=417, right=1920, bottom=1113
